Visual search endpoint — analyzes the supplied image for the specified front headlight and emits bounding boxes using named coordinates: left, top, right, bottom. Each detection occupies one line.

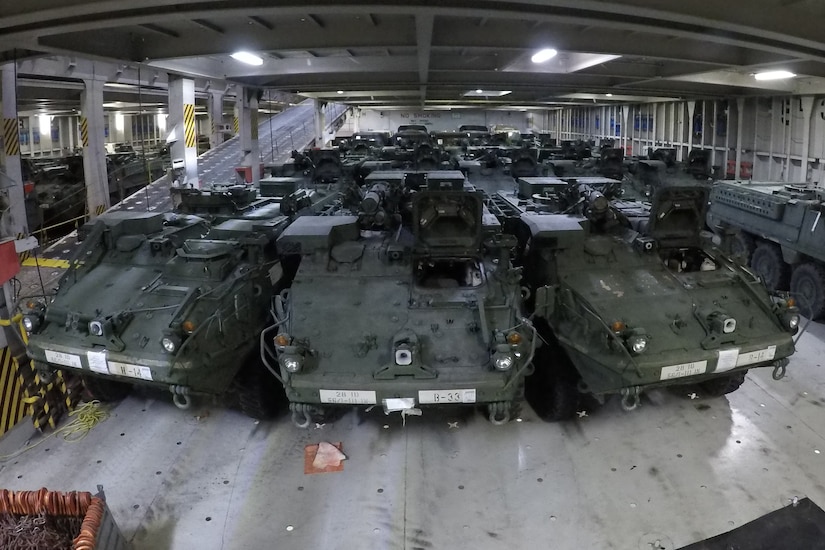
left=89, top=320, right=104, bottom=336
left=627, top=335, right=648, bottom=355
left=282, top=356, right=302, bottom=373
left=786, top=313, right=800, bottom=331
left=161, top=336, right=179, bottom=353
left=22, top=316, right=37, bottom=333
left=494, top=354, right=514, bottom=371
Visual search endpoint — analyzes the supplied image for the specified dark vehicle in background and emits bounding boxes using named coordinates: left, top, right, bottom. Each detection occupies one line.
left=707, top=180, right=825, bottom=319
left=458, top=125, right=491, bottom=146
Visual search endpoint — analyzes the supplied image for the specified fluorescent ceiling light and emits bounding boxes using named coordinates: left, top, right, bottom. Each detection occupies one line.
left=754, top=70, right=796, bottom=81
left=39, top=114, right=50, bottom=134
left=606, top=93, right=613, bottom=97
left=463, top=89, right=512, bottom=97
left=230, top=51, right=264, bottom=66
left=337, top=90, right=344, bottom=94
left=531, top=48, right=558, bottom=64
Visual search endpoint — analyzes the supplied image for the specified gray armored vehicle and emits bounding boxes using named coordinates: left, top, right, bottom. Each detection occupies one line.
left=269, top=171, right=535, bottom=426
left=21, top=186, right=333, bottom=418
left=707, top=180, right=825, bottom=319
left=492, top=184, right=798, bottom=419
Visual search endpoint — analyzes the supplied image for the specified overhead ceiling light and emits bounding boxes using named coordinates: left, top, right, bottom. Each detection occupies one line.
left=463, top=89, right=512, bottom=97
left=230, top=51, right=264, bottom=66
left=531, top=48, right=558, bottom=64
left=606, top=93, right=613, bottom=97
left=754, top=70, right=796, bottom=81
left=337, top=90, right=344, bottom=94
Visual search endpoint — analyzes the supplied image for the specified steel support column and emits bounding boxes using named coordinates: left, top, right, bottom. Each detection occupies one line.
left=168, top=76, right=198, bottom=187
left=81, top=77, right=109, bottom=217
left=735, top=98, right=745, bottom=180
left=314, top=99, right=326, bottom=147
left=1, top=65, right=26, bottom=237
left=238, top=88, right=260, bottom=184
left=208, top=90, right=225, bottom=149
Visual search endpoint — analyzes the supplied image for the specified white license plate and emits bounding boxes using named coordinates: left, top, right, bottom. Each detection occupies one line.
left=660, top=360, right=708, bottom=380
left=319, top=390, right=377, bottom=404
left=86, top=350, right=109, bottom=374
left=737, top=345, right=777, bottom=367
left=108, top=361, right=153, bottom=381
left=418, top=389, right=477, bottom=404
left=44, top=350, right=82, bottom=369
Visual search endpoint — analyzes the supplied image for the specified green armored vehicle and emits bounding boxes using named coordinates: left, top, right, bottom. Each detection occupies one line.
left=495, top=184, right=798, bottom=419
left=707, top=180, right=825, bottom=319
left=269, top=171, right=535, bottom=426
left=22, top=189, right=302, bottom=418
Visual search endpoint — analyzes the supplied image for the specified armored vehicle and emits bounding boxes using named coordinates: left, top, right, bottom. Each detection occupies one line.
left=269, top=171, right=535, bottom=426
left=21, top=185, right=335, bottom=418
left=492, top=184, right=798, bottom=419
left=707, top=180, right=825, bottom=319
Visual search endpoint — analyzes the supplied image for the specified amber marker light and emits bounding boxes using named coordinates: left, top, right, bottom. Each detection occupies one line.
left=506, top=332, right=523, bottom=345
left=274, top=334, right=290, bottom=347
left=182, top=320, right=196, bottom=334
left=611, top=321, right=626, bottom=332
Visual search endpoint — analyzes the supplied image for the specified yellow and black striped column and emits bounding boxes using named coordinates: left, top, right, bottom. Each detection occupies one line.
left=2, top=117, right=20, bottom=156
left=80, top=116, right=89, bottom=147
left=0, top=347, right=25, bottom=435
left=184, top=103, right=196, bottom=149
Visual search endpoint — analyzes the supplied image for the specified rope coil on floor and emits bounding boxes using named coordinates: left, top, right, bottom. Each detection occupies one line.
left=0, top=401, right=110, bottom=462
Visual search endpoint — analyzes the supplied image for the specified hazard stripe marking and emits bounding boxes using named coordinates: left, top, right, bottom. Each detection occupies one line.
left=3, top=118, right=20, bottom=156
left=184, top=103, right=196, bottom=148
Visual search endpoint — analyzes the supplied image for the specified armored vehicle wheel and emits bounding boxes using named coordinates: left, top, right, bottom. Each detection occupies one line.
left=81, top=375, right=131, bottom=402
left=699, top=370, right=748, bottom=397
left=750, top=243, right=790, bottom=291
left=527, top=366, right=579, bottom=422
left=790, top=262, right=825, bottom=320
left=730, top=231, right=756, bottom=265
left=235, top=361, right=284, bottom=420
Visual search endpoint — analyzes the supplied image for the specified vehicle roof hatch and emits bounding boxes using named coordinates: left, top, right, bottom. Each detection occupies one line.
left=647, top=185, right=709, bottom=248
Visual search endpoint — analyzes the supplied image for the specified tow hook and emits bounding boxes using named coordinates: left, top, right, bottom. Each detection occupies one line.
left=620, top=386, right=641, bottom=411
left=487, top=401, right=511, bottom=425
left=772, top=358, right=789, bottom=380
left=169, top=385, right=192, bottom=409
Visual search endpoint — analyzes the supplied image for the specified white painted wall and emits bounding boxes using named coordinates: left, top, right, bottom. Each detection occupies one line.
left=357, top=109, right=531, bottom=133
left=547, top=95, right=825, bottom=185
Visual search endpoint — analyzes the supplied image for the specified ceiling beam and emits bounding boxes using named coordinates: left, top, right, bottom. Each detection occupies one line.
left=248, top=16, right=273, bottom=30
left=139, top=23, right=179, bottom=39
left=415, top=14, right=434, bottom=105
left=306, top=14, right=325, bottom=28
left=191, top=19, right=225, bottom=34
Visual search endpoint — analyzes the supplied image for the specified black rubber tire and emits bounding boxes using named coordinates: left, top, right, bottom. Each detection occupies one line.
left=699, top=370, right=747, bottom=397
left=236, top=361, right=284, bottom=420
left=750, top=242, right=790, bottom=290
left=790, top=262, right=825, bottom=320
left=730, top=231, right=756, bottom=265
left=81, top=375, right=131, bottom=402
left=526, top=346, right=579, bottom=422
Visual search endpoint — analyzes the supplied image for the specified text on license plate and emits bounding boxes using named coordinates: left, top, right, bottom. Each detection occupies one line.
left=418, top=389, right=477, bottom=404
left=737, top=345, right=777, bottom=367
left=319, top=390, right=377, bottom=404
left=108, top=361, right=153, bottom=381
left=660, top=360, right=708, bottom=380
left=44, top=350, right=82, bottom=369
